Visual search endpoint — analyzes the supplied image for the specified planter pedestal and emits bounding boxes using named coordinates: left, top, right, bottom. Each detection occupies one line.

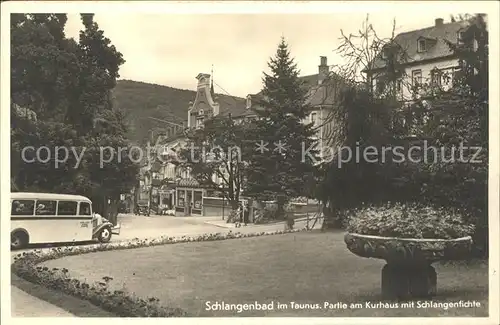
left=344, top=233, right=473, bottom=300
left=381, top=263, right=436, bottom=300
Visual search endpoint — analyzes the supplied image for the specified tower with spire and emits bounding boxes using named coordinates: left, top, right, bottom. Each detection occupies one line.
left=187, top=68, right=220, bottom=128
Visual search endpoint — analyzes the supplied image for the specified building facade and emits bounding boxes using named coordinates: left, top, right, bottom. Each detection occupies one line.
left=366, top=17, right=470, bottom=102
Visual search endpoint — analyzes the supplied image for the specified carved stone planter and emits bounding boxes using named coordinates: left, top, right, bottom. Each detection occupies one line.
left=344, top=233, right=473, bottom=300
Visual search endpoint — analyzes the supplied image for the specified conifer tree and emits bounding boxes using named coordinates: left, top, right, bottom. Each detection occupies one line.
left=245, top=38, right=318, bottom=218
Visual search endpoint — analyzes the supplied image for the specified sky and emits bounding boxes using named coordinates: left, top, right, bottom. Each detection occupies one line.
left=64, top=11, right=464, bottom=98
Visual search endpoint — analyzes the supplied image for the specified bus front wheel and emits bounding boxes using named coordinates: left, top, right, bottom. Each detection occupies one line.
left=97, top=227, right=112, bottom=243
left=11, top=231, right=29, bottom=250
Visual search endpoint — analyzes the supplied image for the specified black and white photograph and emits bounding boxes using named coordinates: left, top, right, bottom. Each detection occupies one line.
left=1, top=1, right=499, bottom=323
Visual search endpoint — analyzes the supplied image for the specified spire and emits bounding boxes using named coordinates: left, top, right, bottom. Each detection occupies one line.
left=210, top=64, right=215, bottom=97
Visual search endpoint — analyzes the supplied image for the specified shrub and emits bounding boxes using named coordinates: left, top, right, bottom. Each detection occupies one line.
left=254, top=204, right=278, bottom=224
left=345, top=202, right=475, bottom=239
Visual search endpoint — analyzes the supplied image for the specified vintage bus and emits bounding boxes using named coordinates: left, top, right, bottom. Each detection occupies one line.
left=10, top=192, right=120, bottom=249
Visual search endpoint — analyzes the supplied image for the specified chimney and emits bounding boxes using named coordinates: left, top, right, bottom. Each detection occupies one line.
left=318, top=56, right=329, bottom=85
left=246, top=95, right=252, bottom=109
left=435, top=18, right=444, bottom=27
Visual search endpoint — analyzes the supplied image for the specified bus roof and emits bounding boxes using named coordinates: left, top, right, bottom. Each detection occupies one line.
left=11, top=192, right=92, bottom=202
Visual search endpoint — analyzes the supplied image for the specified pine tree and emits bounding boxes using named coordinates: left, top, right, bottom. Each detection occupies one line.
left=245, top=38, right=318, bottom=218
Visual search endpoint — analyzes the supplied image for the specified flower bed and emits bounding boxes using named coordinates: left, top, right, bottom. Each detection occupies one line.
left=345, top=202, right=475, bottom=239
left=11, top=229, right=305, bottom=317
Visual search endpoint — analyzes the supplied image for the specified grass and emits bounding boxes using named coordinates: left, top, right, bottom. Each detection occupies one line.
left=43, top=231, right=489, bottom=317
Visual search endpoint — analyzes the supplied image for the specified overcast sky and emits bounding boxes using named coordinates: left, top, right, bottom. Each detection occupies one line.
left=64, top=10, right=466, bottom=98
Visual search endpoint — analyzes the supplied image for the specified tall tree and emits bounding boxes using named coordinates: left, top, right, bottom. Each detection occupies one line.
left=70, top=13, right=126, bottom=133
left=245, top=38, right=318, bottom=218
left=76, top=14, right=135, bottom=222
left=416, top=13, right=489, bottom=255
left=11, top=13, right=138, bottom=224
left=11, top=14, right=80, bottom=122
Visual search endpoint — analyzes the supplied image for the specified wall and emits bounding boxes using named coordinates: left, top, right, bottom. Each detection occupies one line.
left=202, top=197, right=249, bottom=218
left=371, top=58, right=459, bottom=102
left=401, top=58, right=459, bottom=100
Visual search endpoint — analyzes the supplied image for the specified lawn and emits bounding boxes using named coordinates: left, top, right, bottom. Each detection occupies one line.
left=43, top=231, right=489, bottom=317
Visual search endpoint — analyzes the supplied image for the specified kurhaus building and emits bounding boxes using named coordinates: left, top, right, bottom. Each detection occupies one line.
left=139, top=55, right=342, bottom=217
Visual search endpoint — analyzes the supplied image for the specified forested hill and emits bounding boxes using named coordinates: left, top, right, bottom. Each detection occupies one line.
left=112, top=79, right=243, bottom=144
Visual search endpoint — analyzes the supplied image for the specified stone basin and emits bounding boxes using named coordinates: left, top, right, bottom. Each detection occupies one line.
left=344, top=233, right=473, bottom=264
left=344, top=233, right=473, bottom=300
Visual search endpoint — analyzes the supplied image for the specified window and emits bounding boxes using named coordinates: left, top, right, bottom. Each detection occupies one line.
left=431, top=69, right=442, bottom=87
left=194, top=191, right=202, bottom=209
left=196, top=117, right=204, bottom=128
left=418, top=39, right=427, bottom=52
left=11, top=200, right=35, bottom=215
left=57, top=201, right=77, bottom=215
left=310, top=112, right=317, bottom=125
left=79, top=202, right=92, bottom=215
left=458, top=31, right=465, bottom=44
left=35, top=200, right=57, bottom=216
left=396, top=80, right=402, bottom=92
left=177, top=190, right=185, bottom=206
left=376, top=79, right=386, bottom=94
left=381, top=49, right=387, bottom=59
left=412, top=70, right=422, bottom=86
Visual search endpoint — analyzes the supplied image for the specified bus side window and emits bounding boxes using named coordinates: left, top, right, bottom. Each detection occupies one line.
left=57, top=201, right=78, bottom=215
left=35, top=200, right=57, bottom=216
left=79, top=202, right=91, bottom=215
left=12, top=200, right=35, bottom=215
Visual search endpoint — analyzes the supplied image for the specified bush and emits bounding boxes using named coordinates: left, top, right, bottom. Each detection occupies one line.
left=254, top=204, right=278, bottom=224
left=345, top=202, right=475, bottom=240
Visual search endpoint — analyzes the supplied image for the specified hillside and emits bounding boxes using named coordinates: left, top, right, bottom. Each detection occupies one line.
left=112, top=80, right=244, bottom=144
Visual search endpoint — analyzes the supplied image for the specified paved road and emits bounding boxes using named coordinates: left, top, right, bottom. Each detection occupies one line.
left=10, top=213, right=322, bottom=317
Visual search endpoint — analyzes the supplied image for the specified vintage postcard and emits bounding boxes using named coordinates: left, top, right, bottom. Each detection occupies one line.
left=1, top=1, right=499, bottom=324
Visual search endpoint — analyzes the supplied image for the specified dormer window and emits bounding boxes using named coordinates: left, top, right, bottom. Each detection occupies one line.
left=418, top=39, right=427, bottom=52
left=310, top=112, right=317, bottom=126
left=199, top=109, right=204, bottom=116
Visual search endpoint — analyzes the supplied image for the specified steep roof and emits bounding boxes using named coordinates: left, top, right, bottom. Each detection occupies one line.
left=217, top=95, right=248, bottom=118
left=368, top=19, right=469, bottom=71
left=304, top=73, right=343, bottom=107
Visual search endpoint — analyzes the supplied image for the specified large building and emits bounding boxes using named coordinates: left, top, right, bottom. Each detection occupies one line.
left=365, top=17, right=471, bottom=102
left=140, top=55, right=341, bottom=217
